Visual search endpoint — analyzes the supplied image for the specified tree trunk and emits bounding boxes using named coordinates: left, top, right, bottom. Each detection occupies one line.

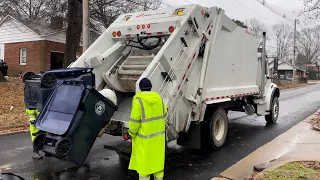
left=63, top=0, right=83, bottom=68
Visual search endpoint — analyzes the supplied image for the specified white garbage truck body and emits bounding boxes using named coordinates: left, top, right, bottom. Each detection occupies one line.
left=70, top=4, right=280, bottom=149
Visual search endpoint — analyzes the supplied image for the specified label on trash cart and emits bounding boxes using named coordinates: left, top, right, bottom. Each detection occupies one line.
left=95, top=101, right=105, bottom=115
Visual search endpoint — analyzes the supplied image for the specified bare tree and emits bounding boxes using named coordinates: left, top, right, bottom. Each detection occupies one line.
left=89, top=0, right=161, bottom=32
left=89, top=0, right=134, bottom=30
left=296, top=25, right=320, bottom=64
left=136, top=0, right=162, bottom=11
left=0, top=0, right=67, bottom=22
left=301, top=0, right=320, bottom=20
left=248, top=18, right=267, bottom=45
left=272, top=23, right=293, bottom=61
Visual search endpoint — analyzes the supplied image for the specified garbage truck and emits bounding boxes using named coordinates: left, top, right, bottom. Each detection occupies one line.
left=24, top=4, right=280, bottom=164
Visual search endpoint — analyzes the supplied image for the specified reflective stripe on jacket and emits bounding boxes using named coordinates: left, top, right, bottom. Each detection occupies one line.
left=128, top=91, right=167, bottom=175
left=26, top=109, right=40, bottom=142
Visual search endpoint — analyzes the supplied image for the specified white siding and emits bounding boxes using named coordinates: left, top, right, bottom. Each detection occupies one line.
left=0, top=44, right=4, bottom=59
left=0, top=18, right=42, bottom=43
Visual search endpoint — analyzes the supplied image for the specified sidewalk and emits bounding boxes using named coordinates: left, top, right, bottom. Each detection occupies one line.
left=308, top=80, right=320, bottom=84
left=216, top=110, right=320, bottom=180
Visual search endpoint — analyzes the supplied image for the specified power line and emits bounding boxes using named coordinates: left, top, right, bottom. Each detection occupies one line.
left=232, top=0, right=274, bottom=23
left=255, top=0, right=294, bottom=22
left=183, top=0, right=194, bottom=4
left=161, top=2, right=174, bottom=7
left=159, top=0, right=174, bottom=7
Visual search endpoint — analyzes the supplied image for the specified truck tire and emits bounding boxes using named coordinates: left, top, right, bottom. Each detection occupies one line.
left=209, top=107, right=228, bottom=148
left=265, top=97, right=279, bottom=124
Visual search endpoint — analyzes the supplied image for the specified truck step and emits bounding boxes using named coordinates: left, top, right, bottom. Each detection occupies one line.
left=125, top=56, right=154, bottom=65
left=118, top=69, right=145, bottom=76
left=115, top=55, right=154, bottom=91
left=122, top=64, right=149, bottom=70
left=119, top=75, right=140, bottom=81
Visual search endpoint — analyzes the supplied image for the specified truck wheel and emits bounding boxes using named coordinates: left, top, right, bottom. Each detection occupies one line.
left=209, top=107, right=228, bottom=148
left=265, top=97, right=279, bottom=124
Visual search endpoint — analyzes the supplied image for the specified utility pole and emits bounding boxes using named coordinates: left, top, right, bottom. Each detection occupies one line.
left=83, top=0, right=89, bottom=52
left=292, top=19, right=297, bottom=84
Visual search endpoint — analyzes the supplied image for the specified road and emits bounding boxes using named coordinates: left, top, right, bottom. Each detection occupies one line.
left=1, top=84, right=320, bottom=180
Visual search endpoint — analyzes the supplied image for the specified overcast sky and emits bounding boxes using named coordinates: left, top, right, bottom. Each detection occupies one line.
left=162, top=0, right=306, bottom=27
left=161, top=0, right=307, bottom=54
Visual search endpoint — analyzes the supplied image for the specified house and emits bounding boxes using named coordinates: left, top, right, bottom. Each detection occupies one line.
left=0, top=15, right=82, bottom=75
left=268, top=59, right=307, bottom=79
left=305, top=63, right=320, bottom=72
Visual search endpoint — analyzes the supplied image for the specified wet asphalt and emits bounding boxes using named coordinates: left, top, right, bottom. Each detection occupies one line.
left=1, top=84, right=320, bottom=180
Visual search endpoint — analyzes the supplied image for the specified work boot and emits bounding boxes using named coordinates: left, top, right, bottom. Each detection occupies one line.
left=32, top=150, right=43, bottom=159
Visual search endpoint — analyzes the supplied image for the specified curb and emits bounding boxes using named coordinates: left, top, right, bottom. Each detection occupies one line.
left=251, top=109, right=320, bottom=180
left=215, top=108, right=320, bottom=180
left=0, top=129, right=29, bottom=136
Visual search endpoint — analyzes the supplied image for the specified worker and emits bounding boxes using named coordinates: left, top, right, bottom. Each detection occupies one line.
left=128, top=78, right=167, bottom=180
left=25, top=109, right=43, bottom=159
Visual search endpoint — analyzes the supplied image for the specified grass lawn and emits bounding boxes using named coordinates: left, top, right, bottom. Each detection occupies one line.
left=257, top=162, right=320, bottom=180
left=277, top=83, right=310, bottom=90
left=0, top=77, right=28, bottom=134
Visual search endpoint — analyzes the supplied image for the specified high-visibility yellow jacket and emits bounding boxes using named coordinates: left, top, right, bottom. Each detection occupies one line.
left=26, top=109, right=40, bottom=142
left=128, top=91, right=167, bottom=175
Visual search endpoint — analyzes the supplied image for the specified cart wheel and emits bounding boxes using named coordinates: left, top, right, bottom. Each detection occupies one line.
left=33, top=134, right=46, bottom=150
left=41, top=72, right=56, bottom=88
left=209, top=107, right=228, bottom=149
left=56, top=139, right=72, bottom=156
left=22, top=72, right=35, bottom=83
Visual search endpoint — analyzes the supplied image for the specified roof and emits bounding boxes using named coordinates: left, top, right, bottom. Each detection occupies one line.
left=0, top=15, right=65, bottom=37
left=269, top=61, right=306, bottom=72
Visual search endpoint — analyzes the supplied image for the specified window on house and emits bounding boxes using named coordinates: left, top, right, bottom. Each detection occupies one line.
left=20, top=48, right=27, bottom=65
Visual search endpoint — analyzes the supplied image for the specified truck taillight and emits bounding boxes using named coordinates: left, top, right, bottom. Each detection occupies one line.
left=117, top=31, right=121, bottom=37
left=123, top=133, right=129, bottom=140
left=142, top=25, right=146, bottom=29
left=137, top=25, right=140, bottom=29
left=169, top=26, right=175, bottom=33
left=112, top=31, right=117, bottom=37
left=147, top=24, right=151, bottom=28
